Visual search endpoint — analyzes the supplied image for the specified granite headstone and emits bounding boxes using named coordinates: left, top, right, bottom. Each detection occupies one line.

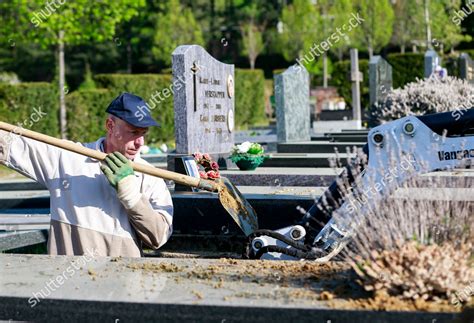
left=460, top=53, right=474, bottom=85
left=274, top=65, right=310, bottom=143
left=369, top=56, right=392, bottom=106
left=172, top=45, right=235, bottom=155
left=424, top=49, right=441, bottom=78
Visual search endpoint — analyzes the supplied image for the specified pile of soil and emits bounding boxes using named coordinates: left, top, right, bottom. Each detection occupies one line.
left=124, top=258, right=467, bottom=312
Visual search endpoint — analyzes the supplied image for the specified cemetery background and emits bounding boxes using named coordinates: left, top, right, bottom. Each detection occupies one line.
left=0, top=0, right=473, bottom=147
left=0, top=0, right=473, bottom=320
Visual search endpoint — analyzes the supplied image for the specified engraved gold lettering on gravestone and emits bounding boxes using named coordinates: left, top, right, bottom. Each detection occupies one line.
left=172, top=45, right=235, bottom=154
left=227, top=75, right=234, bottom=98
left=205, top=90, right=225, bottom=98
left=213, top=115, right=226, bottom=122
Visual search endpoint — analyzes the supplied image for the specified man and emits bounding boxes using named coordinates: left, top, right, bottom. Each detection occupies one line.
left=0, top=93, right=173, bottom=257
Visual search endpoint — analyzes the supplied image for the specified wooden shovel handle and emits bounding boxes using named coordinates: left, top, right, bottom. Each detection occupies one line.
left=0, top=121, right=218, bottom=192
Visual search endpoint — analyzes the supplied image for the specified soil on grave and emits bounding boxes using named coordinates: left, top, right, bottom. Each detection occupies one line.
left=124, top=258, right=465, bottom=313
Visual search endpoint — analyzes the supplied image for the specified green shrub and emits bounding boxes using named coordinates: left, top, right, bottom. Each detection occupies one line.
left=331, top=59, right=369, bottom=110
left=386, top=53, right=424, bottom=88
left=0, top=82, right=59, bottom=137
left=94, top=74, right=175, bottom=144
left=235, top=68, right=266, bottom=128
left=66, top=89, right=114, bottom=142
left=0, top=71, right=267, bottom=144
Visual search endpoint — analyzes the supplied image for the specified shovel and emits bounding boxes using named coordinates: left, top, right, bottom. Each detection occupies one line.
left=0, top=122, right=259, bottom=236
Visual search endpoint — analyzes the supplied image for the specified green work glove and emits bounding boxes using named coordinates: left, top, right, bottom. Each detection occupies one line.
left=100, top=152, right=134, bottom=189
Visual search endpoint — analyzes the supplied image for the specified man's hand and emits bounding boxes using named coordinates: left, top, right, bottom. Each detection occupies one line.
left=100, top=152, right=134, bottom=188
left=101, top=152, right=141, bottom=209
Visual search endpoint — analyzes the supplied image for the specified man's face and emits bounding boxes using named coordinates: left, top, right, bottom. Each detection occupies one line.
left=106, top=117, right=148, bottom=160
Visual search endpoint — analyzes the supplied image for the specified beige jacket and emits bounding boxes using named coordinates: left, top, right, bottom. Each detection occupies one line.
left=0, top=130, right=173, bottom=257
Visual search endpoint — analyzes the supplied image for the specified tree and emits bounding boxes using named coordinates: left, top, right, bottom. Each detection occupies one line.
left=391, top=0, right=470, bottom=54
left=327, top=0, right=356, bottom=60
left=391, top=0, right=425, bottom=53
left=151, top=0, right=205, bottom=67
left=112, top=0, right=166, bottom=73
left=239, top=3, right=266, bottom=69
left=352, top=0, right=395, bottom=57
left=314, top=0, right=354, bottom=86
left=429, top=0, right=471, bottom=53
left=179, top=0, right=228, bottom=58
left=278, top=0, right=319, bottom=62
left=277, top=0, right=354, bottom=86
left=1, top=0, right=144, bottom=138
left=240, top=23, right=264, bottom=69
left=235, top=0, right=282, bottom=65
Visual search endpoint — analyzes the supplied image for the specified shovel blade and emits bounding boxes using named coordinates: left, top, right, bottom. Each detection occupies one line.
left=216, top=177, right=258, bottom=236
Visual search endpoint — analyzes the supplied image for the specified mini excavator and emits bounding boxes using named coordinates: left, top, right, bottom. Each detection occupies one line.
left=246, top=108, right=474, bottom=261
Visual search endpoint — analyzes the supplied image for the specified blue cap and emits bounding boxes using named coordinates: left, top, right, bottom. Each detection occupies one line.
left=106, top=93, right=160, bottom=128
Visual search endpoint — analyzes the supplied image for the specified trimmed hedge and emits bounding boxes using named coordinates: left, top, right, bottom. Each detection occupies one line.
left=95, top=71, right=267, bottom=138
left=331, top=59, right=370, bottom=111
left=95, top=74, right=175, bottom=144
left=235, top=68, right=266, bottom=128
left=448, top=50, right=474, bottom=78
left=386, top=52, right=464, bottom=87
left=330, top=53, right=450, bottom=110
left=0, top=69, right=267, bottom=144
left=386, top=53, right=425, bottom=88
left=443, top=53, right=473, bottom=78
left=0, top=82, right=59, bottom=137
left=66, top=89, right=115, bottom=142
